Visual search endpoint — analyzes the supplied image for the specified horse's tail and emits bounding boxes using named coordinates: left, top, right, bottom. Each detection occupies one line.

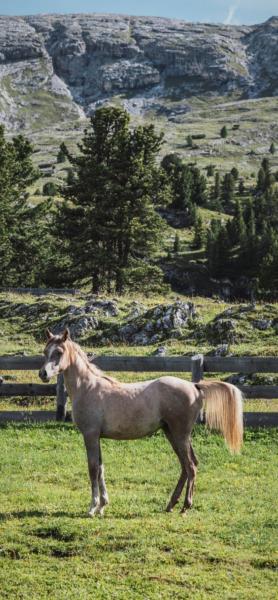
left=196, top=381, right=243, bottom=453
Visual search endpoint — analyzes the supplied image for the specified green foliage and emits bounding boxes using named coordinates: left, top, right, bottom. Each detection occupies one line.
left=192, top=212, right=205, bottom=249
left=42, top=181, right=57, bottom=196
left=220, top=125, right=228, bottom=138
left=161, top=153, right=207, bottom=220
left=269, top=141, right=276, bottom=154
left=57, top=143, right=67, bottom=163
left=206, top=164, right=215, bottom=177
left=221, top=173, right=235, bottom=210
left=57, top=106, right=166, bottom=293
left=186, top=134, right=193, bottom=147
left=230, top=166, right=239, bottom=180
left=238, top=179, right=245, bottom=195
left=191, top=133, right=206, bottom=140
left=0, top=125, right=54, bottom=286
left=173, top=232, right=180, bottom=253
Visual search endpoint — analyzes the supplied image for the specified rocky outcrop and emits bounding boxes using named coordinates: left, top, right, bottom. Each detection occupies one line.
left=102, top=301, right=197, bottom=345
left=0, top=13, right=277, bottom=131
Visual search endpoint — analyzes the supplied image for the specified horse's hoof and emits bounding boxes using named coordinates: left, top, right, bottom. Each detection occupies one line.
left=166, top=505, right=173, bottom=513
left=88, top=505, right=100, bottom=517
left=180, top=509, right=188, bottom=517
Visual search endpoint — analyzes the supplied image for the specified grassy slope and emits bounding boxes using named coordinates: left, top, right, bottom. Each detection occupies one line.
left=0, top=424, right=277, bottom=599
left=1, top=291, right=278, bottom=413
left=24, top=94, right=278, bottom=201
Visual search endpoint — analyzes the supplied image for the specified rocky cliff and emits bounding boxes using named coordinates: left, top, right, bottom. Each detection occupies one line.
left=0, top=13, right=277, bottom=133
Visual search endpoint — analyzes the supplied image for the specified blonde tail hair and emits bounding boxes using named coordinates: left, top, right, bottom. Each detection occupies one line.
left=196, top=381, right=243, bottom=453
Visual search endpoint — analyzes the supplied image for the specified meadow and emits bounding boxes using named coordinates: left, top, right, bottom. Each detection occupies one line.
left=0, top=423, right=277, bottom=599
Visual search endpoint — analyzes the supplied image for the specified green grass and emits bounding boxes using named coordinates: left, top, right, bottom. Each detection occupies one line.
left=0, top=424, right=277, bottom=599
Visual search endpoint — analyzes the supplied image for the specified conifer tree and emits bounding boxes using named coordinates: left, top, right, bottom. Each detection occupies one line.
left=220, top=126, right=228, bottom=138
left=238, top=179, right=245, bottom=196
left=221, top=173, right=235, bottom=210
left=0, top=126, right=52, bottom=286
left=57, top=106, right=166, bottom=293
left=173, top=232, right=181, bottom=253
left=231, top=167, right=239, bottom=180
left=192, top=212, right=204, bottom=249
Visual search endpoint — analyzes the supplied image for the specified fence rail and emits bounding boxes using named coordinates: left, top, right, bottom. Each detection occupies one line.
left=0, top=353, right=278, bottom=426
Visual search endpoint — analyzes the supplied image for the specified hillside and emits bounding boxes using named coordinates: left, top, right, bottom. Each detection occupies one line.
left=0, top=13, right=278, bottom=173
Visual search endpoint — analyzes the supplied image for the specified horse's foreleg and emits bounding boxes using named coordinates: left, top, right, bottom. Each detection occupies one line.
left=84, top=432, right=101, bottom=517
left=97, top=442, right=109, bottom=516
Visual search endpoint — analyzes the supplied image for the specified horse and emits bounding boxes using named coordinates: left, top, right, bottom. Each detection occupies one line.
left=39, top=328, right=243, bottom=517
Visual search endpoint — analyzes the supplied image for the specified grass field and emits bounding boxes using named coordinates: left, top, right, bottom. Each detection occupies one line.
left=0, top=423, right=277, bottom=599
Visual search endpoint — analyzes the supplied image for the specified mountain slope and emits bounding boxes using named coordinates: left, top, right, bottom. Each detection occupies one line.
left=0, top=14, right=277, bottom=175
left=0, top=14, right=278, bottom=128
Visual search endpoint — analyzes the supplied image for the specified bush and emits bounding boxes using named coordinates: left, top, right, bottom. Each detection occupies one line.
left=220, top=126, right=228, bottom=139
left=191, top=134, right=206, bottom=140
left=42, top=181, right=57, bottom=197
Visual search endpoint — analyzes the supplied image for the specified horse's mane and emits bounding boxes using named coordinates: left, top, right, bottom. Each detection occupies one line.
left=69, top=340, right=117, bottom=383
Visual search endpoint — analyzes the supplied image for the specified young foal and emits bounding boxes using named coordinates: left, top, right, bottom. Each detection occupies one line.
left=39, top=329, right=243, bottom=517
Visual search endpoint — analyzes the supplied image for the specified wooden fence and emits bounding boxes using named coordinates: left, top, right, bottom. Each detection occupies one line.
left=0, top=354, right=278, bottom=426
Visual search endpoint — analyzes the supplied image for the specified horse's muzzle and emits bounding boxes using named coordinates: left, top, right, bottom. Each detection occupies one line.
left=39, top=368, right=50, bottom=383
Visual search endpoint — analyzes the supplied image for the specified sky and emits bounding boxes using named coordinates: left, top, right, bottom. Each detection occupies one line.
left=0, top=0, right=276, bottom=25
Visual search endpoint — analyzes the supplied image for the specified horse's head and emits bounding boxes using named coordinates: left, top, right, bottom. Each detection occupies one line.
left=39, top=328, right=71, bottom=382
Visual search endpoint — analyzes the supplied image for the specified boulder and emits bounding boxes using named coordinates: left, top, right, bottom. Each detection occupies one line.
left=84, top=300, right=118, bottom=317
left=206, top=318, right=237, bottom=343
left=252, top=319, right=273, bottom=330
left=51, top=315, right=98, bottom=339
left=153, top=346, right=167, bottom=356
left=213, top=344, right=230, bottom=356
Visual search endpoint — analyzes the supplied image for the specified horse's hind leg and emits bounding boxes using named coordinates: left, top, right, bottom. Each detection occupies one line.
left=190, top=444, right=198, bottom=467
left=164, top=428, right=188, bottom=513
left=97, top=442, right=109, bottom=516
left=181, top=442, right=198, bottom=514
left=84, top=432, right=101, bottom=517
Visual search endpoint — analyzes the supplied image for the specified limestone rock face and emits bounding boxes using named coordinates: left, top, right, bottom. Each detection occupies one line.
left=0, top=13, right=277, bottom=131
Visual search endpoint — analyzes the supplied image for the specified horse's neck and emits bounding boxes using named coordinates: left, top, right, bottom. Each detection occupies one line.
left=63, top=350, right=96, bottom=399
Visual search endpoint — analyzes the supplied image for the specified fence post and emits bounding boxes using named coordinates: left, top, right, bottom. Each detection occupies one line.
left=56, top=374, right=67, bottom=421
left=191, top=354, right=205, bottom=424
left=191, top=354, right=204, bottom=383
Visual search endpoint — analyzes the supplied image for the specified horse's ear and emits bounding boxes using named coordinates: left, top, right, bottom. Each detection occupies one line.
left=46, top=328, right=54, bottom=340
left=61, top=327, right=70, bottom=342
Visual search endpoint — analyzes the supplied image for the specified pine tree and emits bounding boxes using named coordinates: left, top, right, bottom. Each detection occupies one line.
left=238, top=179, right=245, bottom=196
left=192, top=213, right=204, bottom=249
left=0, top=126, right=52, bottom=286
left=57, top=143, right=67, bottom=163
left=269, top=142, right=276, bottom=154
left=206, top=219, right=222, bottom=274
left=43, top=181, right=57, bottom=196
left=221, top=173, right=235, bottom=210
left=206, top=165, right=215, bottom=177
left=220, top=126, right=228, bottom=138
left=231, top=167, right=239, bottom=180
left=233, top=199, right=247, bottom=245
left=187, top=135, right=193, bottom=148
left=161, top=154, right=196, bottom=222
left=256, top=167, right=266, bottom=193
left=191, top=167, right=207, bottom=206
left=173, top=232, right=181, bottom=253
left=57, top=106, right=166, bottom=293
